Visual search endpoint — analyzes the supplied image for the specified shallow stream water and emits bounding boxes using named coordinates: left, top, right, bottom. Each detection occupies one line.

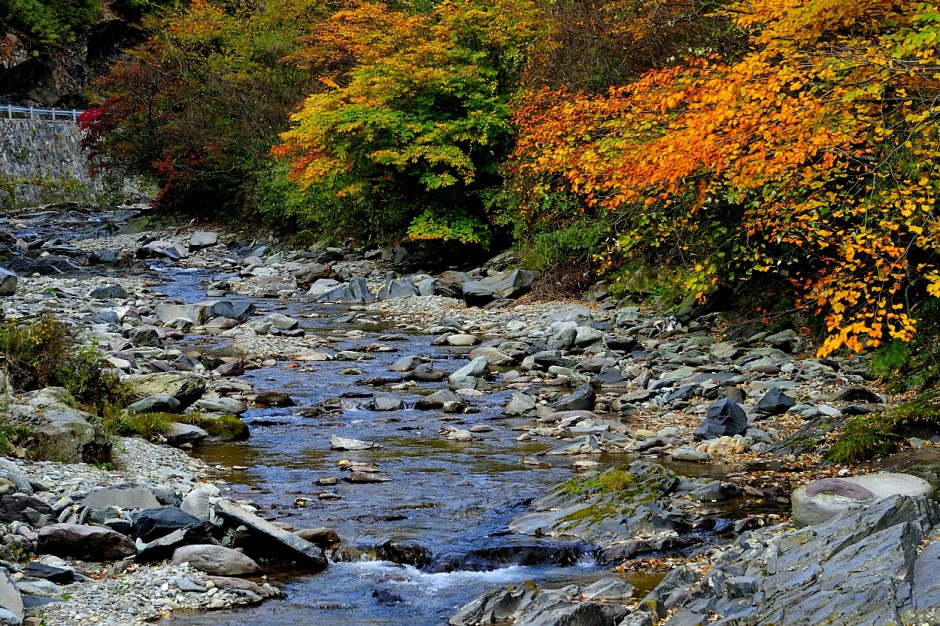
left=140, top=262, right=758, bottom=625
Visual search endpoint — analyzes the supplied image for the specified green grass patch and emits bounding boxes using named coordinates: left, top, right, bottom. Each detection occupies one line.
left=103, top=411, right=174, bottom=439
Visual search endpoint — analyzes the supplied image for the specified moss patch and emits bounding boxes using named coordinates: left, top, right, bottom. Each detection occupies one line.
left=182, top=413, right=250, bottom=440
left=826, top=389, right=940, bottom=464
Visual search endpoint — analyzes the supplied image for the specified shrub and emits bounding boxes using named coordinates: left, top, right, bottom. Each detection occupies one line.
left=0, top=315, right=131, bottom=415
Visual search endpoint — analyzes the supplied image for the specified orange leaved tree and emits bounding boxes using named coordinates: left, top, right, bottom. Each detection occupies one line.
left=512, top=0, right=940, bottom=355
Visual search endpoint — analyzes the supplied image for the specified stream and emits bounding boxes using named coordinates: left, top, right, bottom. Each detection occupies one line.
left=13, top=209, right=764, bottom=625
left=146, top=267, right=754, bottom=625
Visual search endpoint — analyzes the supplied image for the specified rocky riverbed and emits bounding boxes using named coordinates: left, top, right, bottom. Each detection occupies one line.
left=0, top=205, right=932, bottom=626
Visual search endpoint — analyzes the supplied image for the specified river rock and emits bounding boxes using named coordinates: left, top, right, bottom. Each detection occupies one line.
left=377, top=278, right=419, bottom=300
left=315, top=277, right=374, bottom=304
left=370, top=397, right=405, bottom=411
left=330, top=435, right=379, bottom=450
left=503, top=392, right=536, bottom=416
left=462, top=269, right=533, bottom=307
left=181, top=489, right=212, bottom=522
left=547, top=326, right=577, bottom=351
left=447, top=333, right=479, bottom=347
left=792, top=473, right=935, bottom=527
left=294, top=262, right=332, bottom=286
left=0, top=267, right=17, bottom=297
left=189, top=231, right=219, bottom=250
left=404, top=363, right=447, bottom=382
left=694, top=397, right=747, bottom=440
left=163, top=422, right=209, bottom=447
left=833, top=386, right=884, bottom=403
left=255, top=391, right=294, bottom=407
left=154, top=301, right=255, bottom=326
left=0, top=570, right=22, bottom=625
left=194, top=395, right=247, bottom=415
left=414, top=390, right=463, bottom=410
left=26, top=388, right=106, bottom=463
left=294, top=527, right=340, bottom=550
left=756, top=386, right=796, bottom=415
left=450, top=581, right=630, bottom=626
left=37, top=523, right=137, bottom=561
left=127, top=394, right=182, bottom=414
left=216, top=500, right=327, bottom=569
left=468, top=346, right=514, bottom=366
left=651, top=496, right=940, bottom=626
left=82, top=486, right=162, bottom=511
left=374, top=540, right=432, bottom=568
left=172, top=544, right=260, bottom=576
left=0, top=494, right=54, bottom=524
left=448, top=357, right=490, bottom=391
left=346, top=471, right=391, bottom=483
left=554, top=384, right=595, bottom=412
left=133, top=507, right=204, bottom=542
left=129, top=372, right=207, bottom=409
left=89, top=284, right=128, bottom=299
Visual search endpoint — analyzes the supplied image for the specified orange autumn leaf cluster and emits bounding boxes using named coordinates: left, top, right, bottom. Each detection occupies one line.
left=512, top=0, right=940, bottom=356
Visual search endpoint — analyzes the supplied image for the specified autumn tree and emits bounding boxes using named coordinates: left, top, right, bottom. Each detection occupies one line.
left=80, top=0, right=326, bottom=214
left=512, top=0, right=940, bottom=355
left=274, top=0, right=546, bottom=245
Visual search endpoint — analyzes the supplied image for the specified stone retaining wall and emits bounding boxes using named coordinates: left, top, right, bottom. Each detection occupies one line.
left=0, top=119, right=126, bottom=210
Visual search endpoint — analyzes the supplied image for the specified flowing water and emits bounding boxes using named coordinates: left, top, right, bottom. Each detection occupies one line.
left=133, top=259, right=762, bottom=625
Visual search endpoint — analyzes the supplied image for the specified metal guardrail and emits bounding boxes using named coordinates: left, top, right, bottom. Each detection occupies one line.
left=1, top=104, right=85, bottom=122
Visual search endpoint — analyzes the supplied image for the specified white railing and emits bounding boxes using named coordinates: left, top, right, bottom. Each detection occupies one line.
left=1, top=104, right=85, bottom=122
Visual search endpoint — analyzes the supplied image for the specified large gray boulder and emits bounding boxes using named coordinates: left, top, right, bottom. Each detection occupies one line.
left=0, top=570, right=22, bottom=625
left=792, top=473, right=934, bottom=527
left=163, top=422, right=208, bottom=447
left=188, top=231, right=219, bottom=251
left=377, top=278, right=419, bottom=301
left=25, top=388, right=108, bottom=463
left=694, top=397, right=747, bottom=440
left=215, top=500, right=326, bottom=569
left=462, top=269, right=533, bottom=307
left=154, top=300, right=255, bottom=326
left=81, top=486, right=162, bottom=511
left=37, top=523, right=137, bottom=561
left=315, top=278, right=374, bottom=304
left=128, top=372, right=207, bottom=410
left=133, top=507, right=204, bottom=542
left=449, top=580, right=631, bottom=626
left=0, top=268, right=17, bottom=297
left=172, top=545, right=260, bottom=576
left=646, top=496, right=940, bottom=626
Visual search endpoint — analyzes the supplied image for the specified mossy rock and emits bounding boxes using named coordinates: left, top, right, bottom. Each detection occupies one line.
left=184, top=414, right=250, bottom=441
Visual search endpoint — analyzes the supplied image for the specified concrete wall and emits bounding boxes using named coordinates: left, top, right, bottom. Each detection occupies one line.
left=0, top=119, right=120, bottom=210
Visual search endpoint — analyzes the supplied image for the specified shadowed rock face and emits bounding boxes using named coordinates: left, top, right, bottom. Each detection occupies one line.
left=0, top=1, right=150, bottom=108
left=641, top=496, right=940, bottom=626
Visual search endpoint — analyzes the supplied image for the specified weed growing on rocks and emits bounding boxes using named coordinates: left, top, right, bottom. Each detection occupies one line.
left=827, top=390, right=940, bottom=464
left=0, top=315, right=131, bottom=416
left=103, top=411, right=174, bottom=439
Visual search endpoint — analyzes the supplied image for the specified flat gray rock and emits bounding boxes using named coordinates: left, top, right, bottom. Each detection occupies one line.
left=81, top=486, right=162, bottom=511
left=215, top=500, right=326, bottom=569
left=792, top=472, right=934, bottom=527
left=172, top=544, right=260, bottom=576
